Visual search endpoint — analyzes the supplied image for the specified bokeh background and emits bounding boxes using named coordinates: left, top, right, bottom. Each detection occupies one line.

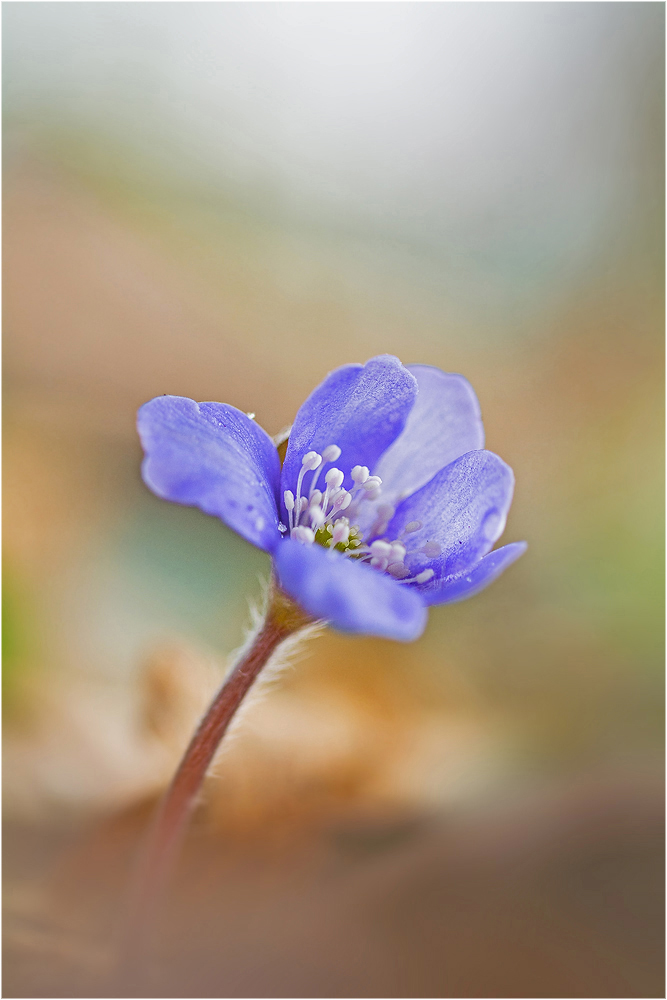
left=3, top=3, right=664, bottom=997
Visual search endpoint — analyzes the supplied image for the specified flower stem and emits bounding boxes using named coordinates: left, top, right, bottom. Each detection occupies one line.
left=120, top=582, right=312, bottom=979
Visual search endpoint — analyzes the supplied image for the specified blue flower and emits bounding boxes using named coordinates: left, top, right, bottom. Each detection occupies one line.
left=137, top=355, right=526, bottom=642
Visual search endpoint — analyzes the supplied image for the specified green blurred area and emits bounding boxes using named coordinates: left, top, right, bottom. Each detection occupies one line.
left=2, top=565, right=31, bottom=712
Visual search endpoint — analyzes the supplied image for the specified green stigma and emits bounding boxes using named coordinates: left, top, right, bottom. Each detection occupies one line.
left=314, top=519, right=364, bottom=554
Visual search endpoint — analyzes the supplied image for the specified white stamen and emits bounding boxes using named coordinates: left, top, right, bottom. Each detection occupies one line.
left=370, top=540, right=392, bottom=559
left=389, top=542, right=406, bottom=563
left=321, top=469, right=344, bottom=520
left=327, top=490, right=351, bottom=519
left=362, top=476, right=382, bottom=491
left=294, top=495, right=309, bottom=527
left=325, top=468, right=345, bottom=489
left=309, top=446, right=339, bottom=497
left=292, top=526, right=315, bottom=545
left=322, top=444, right=342, bottom=462
left=284, top=490, right=295, bottom=530
left=294, top=497, right=308, bottom=527
left=422, top=541, right=442, bottom=558
left=351, top=466, right=369, bottom=484
left=309, top=506, right=325, bottom=529
left=285, top=449, right=431, bottom=585
left=388, top=563, right=410, bottom=579
left=295, top=452, right=322, bottom=525
left=395, top=567, right=435, bottom=585
left=332, top=521, right=350, bottom=545
left=302, top=451, right=322, bottom=471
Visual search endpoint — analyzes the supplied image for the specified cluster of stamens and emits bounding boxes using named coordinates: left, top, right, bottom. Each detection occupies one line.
left=282, top=445, right=438, bottom=587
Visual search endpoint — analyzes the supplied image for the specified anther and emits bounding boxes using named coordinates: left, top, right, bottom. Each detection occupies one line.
left=302, top=451, right=322, bottom=471
left=389, top=542, right=406, bottom=563
left=415, top=569, right=434, bottom=583
left=404, top=520, right=422, bottom=533
left=370, top=540, right=392, bottom=559
left=395, top=567, right=435, bottom=585
left=309, top=447, right=339, bottom=497
left=322, top=444, right=342, bottom=462
left=325, top=468, right=345, bottom=489
left=329, top=490, right=351, bottom=515
left=362, top=476, right=382, bottom=491
left=332, top=521, right=350, bottom=545
left=295, top=452, right=323, bottom=524
left=422, top=541, right=442, bottom=558
left=284, top=490, right=296, bottom=530
left=351, top=466, right=369, bottom=485
left=388, top=563, right=410, bottom=579
left=292, top=526, right=315, bottom=545
left=309, top=507, right=325, bottom=529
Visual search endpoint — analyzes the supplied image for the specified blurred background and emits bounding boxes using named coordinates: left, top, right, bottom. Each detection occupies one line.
left=3, top=3, right=664, bottom=997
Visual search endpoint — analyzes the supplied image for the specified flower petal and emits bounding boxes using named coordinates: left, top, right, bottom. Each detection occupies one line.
left=387, top=450, right=515, bottom=580
left=273, top=539, right=427, bottom=642
left=138, top=396, right=281, bottom=552
left=420, top=542, right=527, bottom=606
left=373, top=366, right=485, bottom=504
left=280, top=355, right=417, bottom=509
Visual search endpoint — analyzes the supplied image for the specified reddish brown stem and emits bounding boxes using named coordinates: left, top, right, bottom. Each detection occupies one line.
left=120, top=583, right=312, bottom=979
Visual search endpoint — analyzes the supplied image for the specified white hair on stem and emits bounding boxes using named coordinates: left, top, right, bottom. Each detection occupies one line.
left=206, top=576, right=325, bottom=775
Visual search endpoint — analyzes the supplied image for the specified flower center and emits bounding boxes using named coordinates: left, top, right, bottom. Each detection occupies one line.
left=282, top=446, right=437, bottom=587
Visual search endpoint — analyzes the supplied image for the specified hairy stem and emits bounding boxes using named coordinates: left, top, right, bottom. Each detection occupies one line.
left=120, top=582, right=312, bottom=977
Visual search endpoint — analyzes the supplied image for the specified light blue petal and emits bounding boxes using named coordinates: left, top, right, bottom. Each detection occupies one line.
left=421, top=542, right=527, bottom=606
left=387, top=450, right=515, bottom=580
left=138, top=396, right=281, bottom=552
left=373, top=366, right=485, bottom=505
left=273, top=539, right=428, bottom=642
left=280, top=355, right=417, bottom=514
